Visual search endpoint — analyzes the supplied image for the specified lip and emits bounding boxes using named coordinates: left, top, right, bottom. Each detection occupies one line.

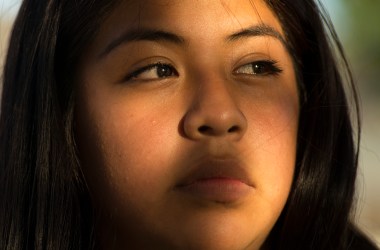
left=174, top=157, right=254, bottom=203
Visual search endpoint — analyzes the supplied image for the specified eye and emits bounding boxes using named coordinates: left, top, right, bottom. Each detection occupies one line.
left=234, top=60, right=282, bottom=76
left=125, top=63, right=178, bottom=81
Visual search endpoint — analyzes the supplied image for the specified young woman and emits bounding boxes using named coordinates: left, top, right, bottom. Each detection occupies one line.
left=0, top=0, right=378, bottom=249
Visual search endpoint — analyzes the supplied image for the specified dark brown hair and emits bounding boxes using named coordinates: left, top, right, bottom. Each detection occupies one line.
left=0, top=0, right=377, bottom=249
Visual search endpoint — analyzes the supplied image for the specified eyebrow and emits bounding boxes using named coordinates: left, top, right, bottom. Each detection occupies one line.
left=98, top=24, right=287, bottom=59
left=98, top=29, right=185, bottom=58
left=227, top=24, right=286, bottom=45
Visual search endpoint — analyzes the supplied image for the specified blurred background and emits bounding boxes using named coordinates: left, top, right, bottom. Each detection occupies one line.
left=1, top=0, right=379, bottom=246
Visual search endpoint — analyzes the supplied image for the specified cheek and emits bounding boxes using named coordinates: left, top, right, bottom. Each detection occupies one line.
left=76, top=97, right=180, bottom=209
left=242, top=82, right=299, bottom=208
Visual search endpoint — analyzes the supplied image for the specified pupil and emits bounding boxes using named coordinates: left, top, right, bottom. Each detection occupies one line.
left=157, top=65, right=172, bottom=77
left=253, top=63, right=266, bottom=74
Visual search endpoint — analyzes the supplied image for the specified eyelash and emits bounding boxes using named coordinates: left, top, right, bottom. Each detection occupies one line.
left=233, top=60, right=283, bottom=76
left=124, top=63, right=178, bottom=81
left=124, top=60, right=282, bottom=82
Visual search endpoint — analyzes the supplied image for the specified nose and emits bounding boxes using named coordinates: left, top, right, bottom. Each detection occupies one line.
left=183, top=79, right=247, bottom=141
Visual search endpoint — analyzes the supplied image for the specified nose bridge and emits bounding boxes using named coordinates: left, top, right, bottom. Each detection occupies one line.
left=183, top=73, right=247, bottom=141
left=195, top=75, right=237, bottom=116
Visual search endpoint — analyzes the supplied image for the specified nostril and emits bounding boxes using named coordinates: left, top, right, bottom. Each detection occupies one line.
left=228, top=125, right=240, bottom=133
left=198, top=125, right=212, bottom=134
left=198, top=125, right=240, bottom=135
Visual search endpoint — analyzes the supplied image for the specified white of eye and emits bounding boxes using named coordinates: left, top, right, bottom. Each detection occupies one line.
left=234, top=61, right=282, bottom=76
left=130, top=63, right=177, bottom=81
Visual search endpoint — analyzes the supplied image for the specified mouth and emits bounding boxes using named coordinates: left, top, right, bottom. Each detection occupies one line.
left=174, top=157, right=254, bottom=204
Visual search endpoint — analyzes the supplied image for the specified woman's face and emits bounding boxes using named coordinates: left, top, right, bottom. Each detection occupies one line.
left=76, top=0, right=299, bottom=249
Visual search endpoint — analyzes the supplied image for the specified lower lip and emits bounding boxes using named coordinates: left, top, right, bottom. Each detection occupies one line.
left=176, top=178, right=252, bottom=203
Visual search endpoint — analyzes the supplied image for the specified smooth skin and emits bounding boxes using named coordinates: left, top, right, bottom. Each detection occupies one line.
left=76, top=0, right=299, bottom=249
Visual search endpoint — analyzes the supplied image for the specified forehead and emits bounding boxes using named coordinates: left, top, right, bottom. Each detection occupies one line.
left=95, top=0, right=284, bottom=44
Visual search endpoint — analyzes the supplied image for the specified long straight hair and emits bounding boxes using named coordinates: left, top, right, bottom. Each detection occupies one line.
left=263, top=1, right=369, bottom=249
left=0, top=0, right=377, bottom=249
left=0, top=0, right=116, bottom=249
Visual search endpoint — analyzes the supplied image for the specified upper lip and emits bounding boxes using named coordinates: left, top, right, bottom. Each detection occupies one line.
left=175, top=155, right=254, bottom=188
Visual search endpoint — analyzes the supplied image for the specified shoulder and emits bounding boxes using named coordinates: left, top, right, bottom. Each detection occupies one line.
left=347, top=225, right=379, bottom=250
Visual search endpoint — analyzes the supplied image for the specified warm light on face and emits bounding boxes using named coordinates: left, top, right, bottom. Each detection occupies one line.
left=76, top=0, right=299, bottom=249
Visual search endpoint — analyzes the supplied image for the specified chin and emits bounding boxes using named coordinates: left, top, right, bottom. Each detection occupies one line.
left=163, top=216, right=268, bottom=250
left=171, top=234, right=264, bottom=250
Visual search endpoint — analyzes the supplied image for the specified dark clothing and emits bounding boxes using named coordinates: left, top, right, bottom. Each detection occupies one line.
left=348, top=227, right=379, bottom=250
